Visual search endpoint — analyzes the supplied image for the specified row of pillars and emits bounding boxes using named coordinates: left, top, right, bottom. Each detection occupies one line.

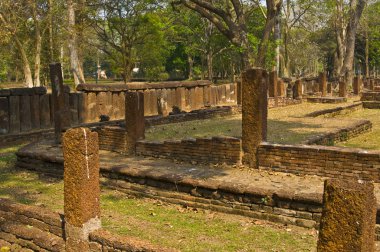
left=241, top=68, right=376, bottom=251
left=61, top=67, right=376, bottom=251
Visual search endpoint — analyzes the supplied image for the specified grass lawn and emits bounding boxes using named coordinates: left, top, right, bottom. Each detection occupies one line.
left=0, top=145, right=317, bottom=251
left=146, top=100, right=364, bottom=145
left=336, top=109, right=380, bottom=150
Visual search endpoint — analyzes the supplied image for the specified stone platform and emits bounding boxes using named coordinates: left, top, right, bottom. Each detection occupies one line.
left=307, top=97, right=348, bottom=104
left=16, top=140, right=380, bottom=239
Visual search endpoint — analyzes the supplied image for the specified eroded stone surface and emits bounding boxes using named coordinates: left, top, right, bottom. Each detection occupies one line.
left=242, top=68, right=268, bottom=167
left=317, top=179, right=377, bottom=252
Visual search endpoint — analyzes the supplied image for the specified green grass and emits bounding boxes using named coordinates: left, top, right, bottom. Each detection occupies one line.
left=335, top=109, right=380, bottom=150
left=0, top=145, right=317, bottom=251
left=146, top=100, right=361, bottom=145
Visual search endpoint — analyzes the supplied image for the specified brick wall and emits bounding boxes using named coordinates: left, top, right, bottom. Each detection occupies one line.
left=94, top=126, right=129, bottom=154
left=0, top=198, right=65, bottom=251
left=305, top=120, right=372, bottom=145
left=136, top=137, right=242, bottom=165
left=258, top=143, right=380, bottom=181
left=0, top=198, right=175, bottom=251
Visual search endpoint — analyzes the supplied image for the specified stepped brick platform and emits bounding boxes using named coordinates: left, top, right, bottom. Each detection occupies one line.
left=16, top=141, right=380, bottom=239
left=307, top=97, right=348, bottom=104
left=361, top=91, right=380, bottom=109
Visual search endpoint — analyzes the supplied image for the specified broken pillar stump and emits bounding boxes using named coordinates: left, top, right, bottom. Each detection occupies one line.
left=125, top=91, right=145, bottom=154
left=339, top=81, right=347, bottom=98
left=242, top=68, right=268, bottom=168
left=294, top=79, right=303, bottom=99
left=62, top=127, right=101, bottom=251
left=369, top=79, right=375, bottom=91
left=319, top=72, right=327, bottom=97
left=317, top=179, right=376, bottom=252
left=353, top=76, right=362, bottom=95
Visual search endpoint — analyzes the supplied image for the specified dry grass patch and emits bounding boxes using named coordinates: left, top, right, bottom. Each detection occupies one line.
left=146, top=100, right=362, bottom=144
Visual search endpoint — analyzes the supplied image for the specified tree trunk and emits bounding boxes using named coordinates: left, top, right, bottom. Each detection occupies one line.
left=34, top=32, right=42, bottom=87
left=207, top=52, right=213, bottom=81
left=341, top=0, right=366, bottom=85
left=188, top=55, right=194, bottom=80
left=15, top=38, right=33, bottom=87
left=365, top=26, right=369, bottom=77
left=49, top=0, right=54, bottom=62
left=256, top=0, right=282, bottom=67
left=67, top=0, right=85, bottom=86
left=334, top=0, right=345, bottom=77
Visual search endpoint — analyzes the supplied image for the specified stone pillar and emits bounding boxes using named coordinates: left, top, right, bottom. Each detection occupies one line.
left=294, top=79, right=303, bottom=99
left=269, top=71, right=278, bottom=107
left=30, top=95, right=41, bottom=130
left=369, top=79, right=375, bottom=91
left=39, top=94, right=51, bottom=128
left=125, top=91, right=145, bottom=154
left=319, top=72, right=327, bottom=97
left=0, top=97, right=9, bottom=134
left=237, top=80, right=242, bottom=105
left=339, top=81, right=347, bottom=97
left=9, top=96, right=20, bottom=133
left=20, top=95, right=32, bottom=132
left=277, top=79, right=285, bottom=97
left=242, top=68, right=268, bottom=168
left=50, top=63, right=71, bottom=143
left=327, top=83, right=332, bottom=95
left=317, top=179, right=376, bottom=252
left=157, top=97, right=169, bottom=116
left=63, top=127, right=101, bottom=251
left=353, top=76, right=362, bottom=95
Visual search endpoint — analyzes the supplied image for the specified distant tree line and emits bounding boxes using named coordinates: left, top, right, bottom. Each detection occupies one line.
left=0, top=0, right=379, bottom=87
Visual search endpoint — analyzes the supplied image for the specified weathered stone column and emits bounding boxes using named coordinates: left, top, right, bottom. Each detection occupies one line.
left=317, top=179, right=376, bottom=252
left=125, top=91, right=145, bottom=154
left=353, top=76, right=362, bottom=95
left=50, top=63, right=71, bottom=143
left=242, top=68, right=268, bottom=168
left=339, top=81, right=347, bottom=97
left=0, top=97, right=9, bottom=134
left=327, top=83, right=332, bottom=95
left=237, top=80, right=242, bottom=105
left=269, top=71, right=278, bottom=107
left=369, top=79, right=375, bottom=91
left=294, top=79, right=303, bottom=99
left=63, top=127, right=101, bottom=251
left=277, top=79, right=285, bottom=97
left=319, top=72, right=327, bottom=97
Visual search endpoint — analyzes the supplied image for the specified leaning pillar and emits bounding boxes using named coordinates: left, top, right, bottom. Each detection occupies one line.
left=317, top=179, right=376, bottom=252
left=242, top=68, right=268, bottom=168
left=63, top=128, right=101, bottom=251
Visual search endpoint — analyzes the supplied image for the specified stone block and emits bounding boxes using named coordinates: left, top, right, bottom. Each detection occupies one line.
left=77, top=93, right=86, bottom=124
left=269, top=71, right=278, bottom=98
left=20, top=95, right=32, bottom=132
left=0, top=97, right=9, bottom=134
left=194, top=86, right=204, bottom=109
left=30, top=95, right=40, bottom=130
left=317, top=179, right=376, bottom=251
left=86, top=93, right=97, bottom=123
left=242, top=68, right=268, bottom=168
left=39, top=94, right=51, bottom=129
left=9, top=96, right=21, bottom=133
left=176, top=87, right=186, bottom=110
left=69, top=93, right=79, bottom=125
left=237, top=81, right=242, bottom=105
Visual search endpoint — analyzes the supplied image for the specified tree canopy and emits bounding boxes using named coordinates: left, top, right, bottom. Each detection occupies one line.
left=0, top=0, right=379, bottom=86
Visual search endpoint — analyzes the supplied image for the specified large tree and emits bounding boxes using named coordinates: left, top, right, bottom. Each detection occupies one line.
left=172, top=0, right=282, bottom=69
